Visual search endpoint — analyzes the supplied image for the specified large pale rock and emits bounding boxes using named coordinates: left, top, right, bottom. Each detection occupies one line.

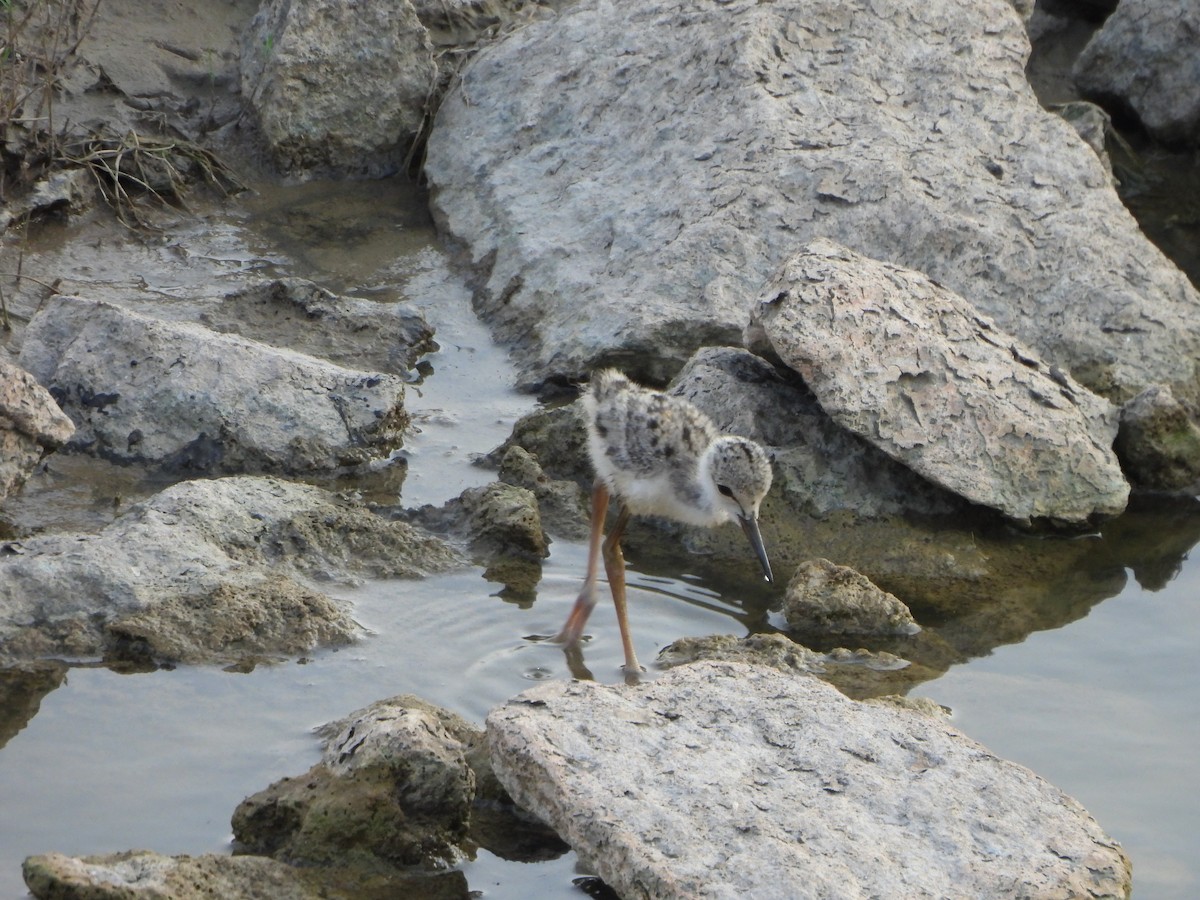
left=19, top=295, right=408, bottom=474
left=1074, top=0, right=1200, bottom=146
left=749, top=241, right=1130, bottom=523
left=240, top=0, right=437, bottom=177
left=0, top=360, right=74, bottom=501
left=487, top=661, right=1131, bottom=899
left=426, top=0, right=1200, bottom=412
left=0, top=476, right=462, bottom=665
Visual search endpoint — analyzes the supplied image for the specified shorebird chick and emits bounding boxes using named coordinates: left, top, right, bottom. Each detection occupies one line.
left=556, top=369, right=774, bottom=674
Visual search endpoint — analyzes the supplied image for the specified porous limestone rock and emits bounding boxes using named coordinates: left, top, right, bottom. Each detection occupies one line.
left=486, top=661, right=1131, bottom=899
left=240, top=0, right=437, bottom=177
left=748, top=240, right=1130, bottom=523
left=426, top=0, right=1200, bottom=418
left=0, top=476, right=462, bottom=666
left=19, top=295, right=409, bottom=475
left=782, top=557, right=920, bottom=636
left=233, top=696, right=476, bottom=868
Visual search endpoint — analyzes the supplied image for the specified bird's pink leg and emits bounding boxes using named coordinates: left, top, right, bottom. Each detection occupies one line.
left=556, top=479, right=609, bottom=647
left=602, top=506, right=641, bottom=675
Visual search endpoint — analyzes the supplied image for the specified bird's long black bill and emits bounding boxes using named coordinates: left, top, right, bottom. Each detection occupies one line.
left=738, top=515, right=773, bottom=583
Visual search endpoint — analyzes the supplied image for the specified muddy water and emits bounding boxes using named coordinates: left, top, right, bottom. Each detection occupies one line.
left=0, top=176, right=1198, bottom=900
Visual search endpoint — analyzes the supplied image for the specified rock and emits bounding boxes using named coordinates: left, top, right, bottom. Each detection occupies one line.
left=1052, top=100, right=1118, bottom=183
left=23, top=851, right=321, bottom=900
left=1115, top=383, right=1200, bottom=490
left=657, top=632, right=827, bottom=676
left=18, top=295, right=409, bottom=475
left=782, top=558, right=920, bottom=636
left=201, top=278, right=436, bottom=375
left=233, top=696, right=475, bottom=868
left=0, top=168, right=100, bottom=231
left=454, top=481, right=548, bottom=560
left=0, top=360, right=75, bottom=501
left=312, top=694, right=568, bottom=864
left=405, top=479, right=549, bottom=601
left=412, top=0, right=560, bottom=49
left=867, top=694, right=951, bottom=718
left=669, top=347, right=967, bottom=520
left=487, top=661, right=1131, bottom=899
left=748, top=240, right=1130, bottom=523
left=21, top=849, right=469, bottom=900
left=0, top=476, right=462, bottom=666
left=656, top=633, right=940, bottom=701
left=1074, top=0, right=1200, bottom=146
left=426, top=0, right=1200, bottom=414
left=487, top=405, right=591, bottom=484
left=241, top=0, right=437, bottom=178
left=496, top=445, right=589, bottom=540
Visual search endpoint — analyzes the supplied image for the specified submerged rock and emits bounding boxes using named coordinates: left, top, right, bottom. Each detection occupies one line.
left=748, top=240, right=1129, bottom=522
left=19, top=295, right=409, bottom=475
left=426, top=0, right=1200, bottom=414
left=0, top=360, right=74, bottom=502
left=241, top=0, right=437, bottom=178
left=782, top=557, right=920, bottom=636
left=0, top=476, right=462, bottom=666
left=658, top=632, right=827, bottom=676
left=487, top=661, right=1131, bottom=899
left=656, top=632, right=940, bottom=701
left=1074, top=0, right=1200, bottom=147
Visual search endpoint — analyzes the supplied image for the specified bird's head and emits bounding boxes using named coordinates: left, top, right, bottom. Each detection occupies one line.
left=703, top=436, right=774, bottom=582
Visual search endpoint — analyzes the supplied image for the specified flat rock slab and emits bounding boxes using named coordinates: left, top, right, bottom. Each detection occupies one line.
left=19, top=295, right=409, bottom=474
left=750, top=240, right=1129, bottom=523
left=487, top=661, right=1131, bottom=899
left=23, top=852, right=319, bottom=900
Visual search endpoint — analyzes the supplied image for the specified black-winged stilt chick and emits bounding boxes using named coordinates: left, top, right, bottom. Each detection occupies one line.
left=556, top=369, right=774, bottom=674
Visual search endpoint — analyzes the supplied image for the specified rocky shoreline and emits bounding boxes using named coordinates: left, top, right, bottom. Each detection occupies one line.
left=5, top=0, right=1199, bottom=896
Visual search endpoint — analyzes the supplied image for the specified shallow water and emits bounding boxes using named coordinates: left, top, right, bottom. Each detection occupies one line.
left=1, top=175, right=1198, bottom=898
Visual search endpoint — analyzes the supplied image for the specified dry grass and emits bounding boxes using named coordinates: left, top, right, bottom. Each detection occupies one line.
left=1, top=0, right=241, bottom=228
left=62, top=129, right=243, bottom=228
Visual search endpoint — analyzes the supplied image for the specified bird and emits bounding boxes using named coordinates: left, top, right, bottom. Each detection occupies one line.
left=556, top=368, right=774, bottom=674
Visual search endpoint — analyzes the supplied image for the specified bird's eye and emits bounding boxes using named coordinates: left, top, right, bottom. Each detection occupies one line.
left=717, top=484, right=734, bottom=497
